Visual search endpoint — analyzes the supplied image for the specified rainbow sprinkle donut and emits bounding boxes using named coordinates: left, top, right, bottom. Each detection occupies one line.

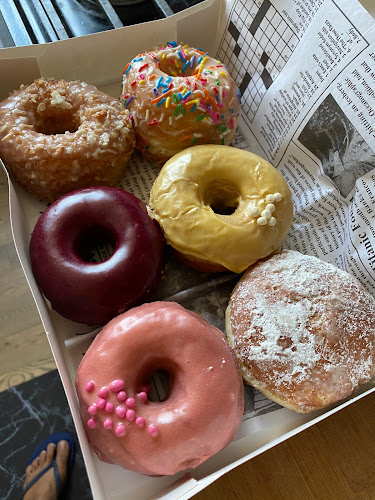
left=121, top=41, right=241, bottom=164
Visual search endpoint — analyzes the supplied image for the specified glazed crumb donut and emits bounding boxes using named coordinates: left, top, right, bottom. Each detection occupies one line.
left=75, top=301, right=244, bottom=476
left=148, top=145, right=294, bottom=273
left=29, top=187, right=164, bottom=325
left=0, top=78, right=135, bottom=202
left=226, top=250, right=375, bottom=413
left=121, top=41, right=240, bottom=163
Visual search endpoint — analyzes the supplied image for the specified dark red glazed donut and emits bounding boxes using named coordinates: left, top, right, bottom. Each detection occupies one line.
left=29, top=187, right=164, bottom=324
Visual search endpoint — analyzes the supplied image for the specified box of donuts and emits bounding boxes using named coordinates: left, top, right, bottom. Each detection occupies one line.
left=1, top=0, right=375, bottom=497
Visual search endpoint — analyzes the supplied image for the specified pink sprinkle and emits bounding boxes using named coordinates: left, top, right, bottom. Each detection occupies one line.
left=115, top=424, right=127, bottom=437
left=126, top=409, right=135, bottom=422
left=230, top=118, right=234, bottom=130
left=103, top=418, right=113, bottom=430
left=135, top=417, right=145, bottom=428
left=137, top=392, right=147, bottom=402
left=85, top=381, right=95, bottom=392
left=88, top=404, right=97, bottom=416
left=116, top=406, right=127, bottom=418
left=98, top=387, right=109, bottom=399
left=125, top=398, right=136, bottom=409
left=110, top=380, right=125, bottom=393
left=218, top=102, right=223, bottom=108
left=96, top=398, right=106, bottom=410
left=139, top=73, right=145, bottom=79
left=213, top=112, right=218, bottom=124
left=87, top=418, right=96, bottom=429
left=105, top=402, right=114, bottom=413
left=117, top=391, right=127, bottom=401
left=223, top=90, right=227, bottom=97
left=148, top=424, right=159, bottom=437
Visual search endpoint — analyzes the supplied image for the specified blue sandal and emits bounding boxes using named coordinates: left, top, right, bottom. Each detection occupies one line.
left=22, top=432, right=75, bottom=499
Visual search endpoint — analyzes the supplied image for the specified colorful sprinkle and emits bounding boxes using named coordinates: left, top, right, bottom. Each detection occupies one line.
left=88, top=404, right=97, bottom=416
left=115, top=424, right=127, bottom=437
left=110, top=380, right=125, bottom=393
left=178, top=50, right=185, bottom=62
left=96, top=398, right=106, bottom=410
left=148, top=424, right=159, bottom=437
left=105, top=402, right=114, bottom=413
left=126, top=409, right=136, bottom=421
left=135, top=417, right=146, bottom=428
left=124, top=96, right=134, bottom=107
left=116, top=406, right=127, bottom=418
left=182, top=60, right=189, bottom=72
left=98, top=387, right=109, bottom=399
left=85, top=381, right=95, bottom=392
left=103, top=418, right=114, bottom=430
left=117, top=391, right=127, bottom=401
left=137, top=392, right=147, bottom=402
left=157, top=98, right=166, bottom=107
left=125, top=398, right=136, bottom=409
left=87, top=418, right=96, bottom=429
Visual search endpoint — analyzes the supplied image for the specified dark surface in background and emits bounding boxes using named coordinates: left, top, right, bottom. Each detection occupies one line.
left=0, top=0, right=204, bottom=48
left=0, top=370, right=92, bottom=500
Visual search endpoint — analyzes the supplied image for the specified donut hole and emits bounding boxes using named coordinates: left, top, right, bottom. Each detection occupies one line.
left=74, top=226, right=116, bottom=263
left=203, top=180, right=240, bottom=216
left=158, top=60, right=196, bottom=77
left=138, top=365, right=175, bottom=402
left=34, top=108, right=79, bottom=135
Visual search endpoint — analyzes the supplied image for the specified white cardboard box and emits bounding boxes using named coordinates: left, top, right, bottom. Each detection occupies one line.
left=1, top=0, right=375, bottom=498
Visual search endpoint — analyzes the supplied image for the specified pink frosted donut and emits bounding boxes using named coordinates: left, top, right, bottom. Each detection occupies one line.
left=75, top=301, right=244, bottom=476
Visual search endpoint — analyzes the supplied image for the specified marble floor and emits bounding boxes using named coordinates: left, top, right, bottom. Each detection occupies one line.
left=0, top=371, right=92, bottom=499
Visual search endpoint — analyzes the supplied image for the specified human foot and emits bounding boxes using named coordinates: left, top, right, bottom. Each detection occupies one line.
left=23, top=440, right=70, bottom=500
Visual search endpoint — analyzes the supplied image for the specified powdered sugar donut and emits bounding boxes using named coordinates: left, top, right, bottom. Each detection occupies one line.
left=75, top=301, right=244, bottom=475
left=0, top=79, right=135, bottom=201
left=121, top=41, right=240, bottom=163
left=226, top=250, right=375, bottom=413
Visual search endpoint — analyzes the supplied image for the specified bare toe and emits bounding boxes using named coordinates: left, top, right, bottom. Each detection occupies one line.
left=23, top=438, right=71, bottom=500
left=25, top=465, right=33, bottom=476
left=39, top=450, right=47, bottom=465
left=55, top=440, right=70, bottom=485
left=46, top=443, right=56, bottom=461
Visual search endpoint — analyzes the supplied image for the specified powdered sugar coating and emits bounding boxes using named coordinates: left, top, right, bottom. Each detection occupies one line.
left=226, top=250, right=375, bottom=412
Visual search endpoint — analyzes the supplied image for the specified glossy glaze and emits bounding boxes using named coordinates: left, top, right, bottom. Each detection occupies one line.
left=75, top=302, right=244, bottom=475
left=29, top=187, right=164, bottom=324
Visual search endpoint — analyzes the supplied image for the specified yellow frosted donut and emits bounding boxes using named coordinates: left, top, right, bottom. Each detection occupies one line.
left=148, top=145, right=294, bottom=273
left=121, top=41, right=240, bottom=164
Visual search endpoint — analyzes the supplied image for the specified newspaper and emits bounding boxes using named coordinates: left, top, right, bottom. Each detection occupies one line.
left=1, top=0, right=375, bottom=495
